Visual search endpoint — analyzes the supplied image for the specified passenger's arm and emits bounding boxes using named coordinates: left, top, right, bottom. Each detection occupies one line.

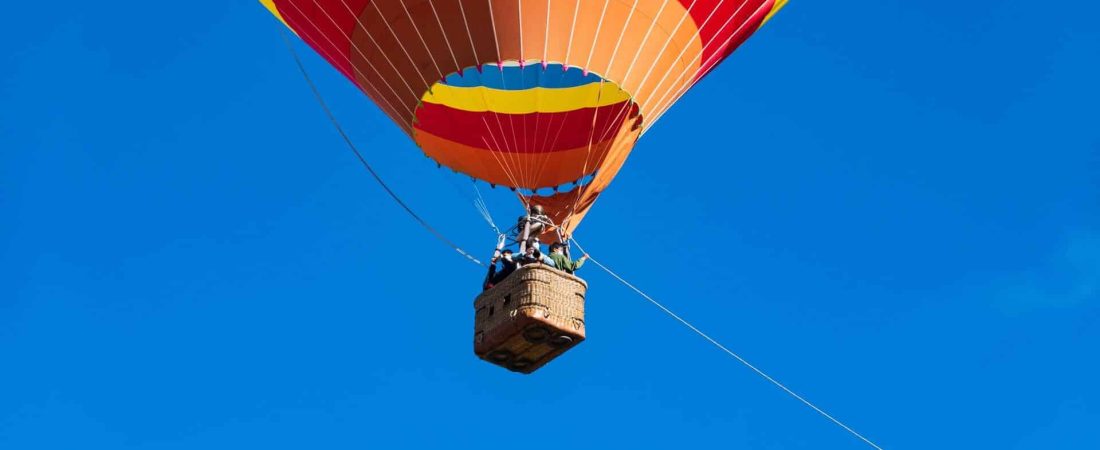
left=574, top=255, right=588, bottom=270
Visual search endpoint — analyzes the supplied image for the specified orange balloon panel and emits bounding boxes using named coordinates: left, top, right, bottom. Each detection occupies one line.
left=263, top=0, right=784, bottom=236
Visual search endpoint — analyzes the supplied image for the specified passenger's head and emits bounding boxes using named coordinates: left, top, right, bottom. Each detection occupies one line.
left=501, top=249, right=513, bottom=261
left=524, top=246, right=536, bottom=256
left=550, top=242, right=566, bottom=254
left=530, top=204, right=544, bottom=216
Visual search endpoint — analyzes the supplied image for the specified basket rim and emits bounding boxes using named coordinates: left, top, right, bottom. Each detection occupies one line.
left=475, top=264, right=588, bottom=303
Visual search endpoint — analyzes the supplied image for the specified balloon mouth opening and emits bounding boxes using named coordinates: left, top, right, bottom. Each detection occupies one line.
left=411, top=60, right=643, bottom=190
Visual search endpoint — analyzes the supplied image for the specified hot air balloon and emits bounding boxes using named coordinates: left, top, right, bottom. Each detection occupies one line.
left=262, top=0, right=786, bottom=373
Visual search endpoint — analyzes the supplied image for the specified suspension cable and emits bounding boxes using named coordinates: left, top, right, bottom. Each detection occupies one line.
left=280, top=28, right=484, bottom=267
left=571, top=238, right=884, bottom=450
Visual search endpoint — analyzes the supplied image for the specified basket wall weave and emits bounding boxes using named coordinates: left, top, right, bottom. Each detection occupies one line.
left=473, top=264, right=587, bottom=373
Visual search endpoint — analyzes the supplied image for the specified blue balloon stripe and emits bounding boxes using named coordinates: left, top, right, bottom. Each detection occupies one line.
left=443, top=63, right=604, bottom=90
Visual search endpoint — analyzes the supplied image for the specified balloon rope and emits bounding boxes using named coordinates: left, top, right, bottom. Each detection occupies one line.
left=486, top=0, right=502, bottom=65
left=435, top=168, right=501, bottom=237
left=457, top=5, right=526, bottom=193
left=585, top=0, right=613, bottom=71
left=425, top=0, right=460, bottom=70
left=308, top=0, right=525, bottom=228
left=521, top=0, right=546, bottom=190
left=456, top=1, right=481, bottom=64
left=643, top=0, right=774, bottom=134
left=361, top=0, right=433, bottom=89
left=542, top=1, right=551, bottom=62
left=564, top=0, right=579, bottom=66
left=618, top=0, right=672, bottom=87
left=472, top=183, right=503, bottom=236
left=390, top=0, right=443, bottom=79
left=571, top=239, right=885, bottom=450
left=642, top=0, right=752, bottom=124
left=630, top=0, right=706, bottom=98
left=294, top=0, right=527, bottom=205
left=280, top=29, right=484, bottom=268
left=278, top=1, right=414, bottom=131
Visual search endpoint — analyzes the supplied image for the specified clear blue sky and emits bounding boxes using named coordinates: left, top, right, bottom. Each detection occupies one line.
left=3, top=1, right=1098, bottom=449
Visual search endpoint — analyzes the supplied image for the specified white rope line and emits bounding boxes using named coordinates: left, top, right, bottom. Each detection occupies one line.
left=473, top=183, right=503, bottom=235
left=388, top=0, right=524, bottom=194
left=305, top=1, right=527, bottom=200
left=585, top=0, right=613, bottom=71
left=564, top=0, right=579, bottom=67
left=527, top=0, right=551, bottom=191
left=487, top=0, right=502, bottom=63
left=424, top=0, right=527, bottom=193
left=643, top=1, right=769, bottom=133
left=474, top=86, right=524, bottom=188
left=566, top=78, right=607, bottom=220
left=280, top=28, right=484, bottom=267
left=528, top=0, right=737, bottom=223
left=603, top=0, right=641, bottom=76
left=282, top=0, right=413, bottom=130
left=426, top=0, right=530, bottom=193
left=315, top=0, right=427, bottom=123
left=550, top=66, right=642, bottom=225
left=560, top=0, right=692, bottom=195
left=492, top=95, right=529, bottom=190
left=499, top=78, right=526, bottom=187
left=483, top=100, right=528, bottom=191
left=426, top=1, right=461, bottom=72
left=395, top=0, right=444, bottom=80
left=587, top=84, right=639, bottom=151
left=571, top=239, right=885, bottom=450
left=481, top=128, right=525, bottom=190
left=288, top=0, right=498, bottom=195
left=438, top=164, right=495, bottom=232
left=642, top=5, right=765, bottom=121
left=530, top=111, right=575, bottom=195
left=540, top=73, right=640, bottom=230
left=529, top=89, right=578, bottom=189
left=530, top=0, right=611, bottom=192
left=484, top=76, right=528, bottom=189
left=619, top=0, right=672, bottom=87
left=530, top=0, right=637, bottom=212
left=632, top=0, right=703, bottom=97
left=536, top=0, right=753, bottom=203
left=558, top=108, right=636, bottom=228
left=456, top=1, right=481, bottom=64
left=374, top=0, right=523, bottom=191
left=316, top=0, right=421, bottom=98
left=327, top=0, right=424, bottom=99
left=438, top=167, right=501, bottom=236
left=475, top=74, right=530, bottom=193
left=517, top=0, right=525, bottom=63
left=632, top=0, right=750, bottom=123
left=364, top=0, right=434, bottom=88
left=516, top=0, right=533, bottom=177
left=543, top=0, right=551, bottom=62
left=532, top=0, right=583, bottom=195
left=562, top=101, right=630, bottom=223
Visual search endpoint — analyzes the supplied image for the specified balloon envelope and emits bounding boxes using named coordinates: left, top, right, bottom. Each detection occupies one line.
left=263, top=0, right=785, bottom=236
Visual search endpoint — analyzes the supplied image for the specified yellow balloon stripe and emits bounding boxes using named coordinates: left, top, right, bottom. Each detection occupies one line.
left=422, top=83, right=631, bottom=114
left=259, top=0, right=293, bottom=31
left=761, top=0, right=789, bottom=27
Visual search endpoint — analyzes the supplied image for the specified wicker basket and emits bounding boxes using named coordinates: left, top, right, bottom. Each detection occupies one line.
left=473, top=264, right=587, bottom=374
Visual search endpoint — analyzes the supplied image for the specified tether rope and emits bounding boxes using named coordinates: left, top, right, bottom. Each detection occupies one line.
left=571, top=239, right=885, bottom=450
left=281, top=29, right=484, bottom=267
